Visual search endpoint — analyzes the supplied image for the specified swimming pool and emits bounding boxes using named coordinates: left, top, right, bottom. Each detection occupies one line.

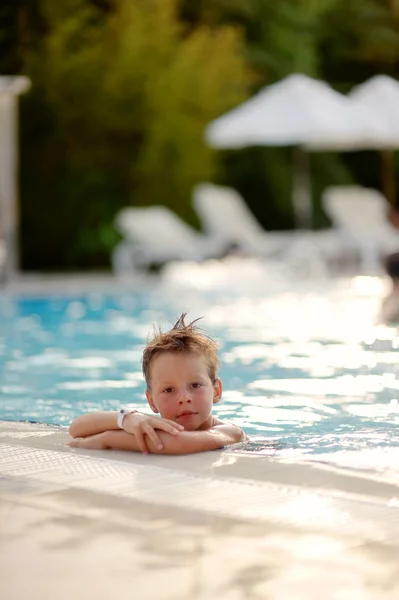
left=1, top=266, right=399, bottom=478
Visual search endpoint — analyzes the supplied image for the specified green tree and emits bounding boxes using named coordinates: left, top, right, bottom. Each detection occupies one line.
left=320, top=0, right=399, bottom=85
left=5, top=0, right=399, bottom=267
left=178, top=0, right=399, bottom=225
left=179, top=0, right=339, bottom=80
left=19, top=0, right=249, bottom=268
left=136, top=25, right=248, bottom=217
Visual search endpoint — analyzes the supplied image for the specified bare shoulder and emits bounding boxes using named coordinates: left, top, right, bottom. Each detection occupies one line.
left=211, top=418, right=246, bottom=443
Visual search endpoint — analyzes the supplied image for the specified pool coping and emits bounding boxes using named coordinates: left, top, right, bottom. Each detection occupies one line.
left=2, top=420, right=399, bottom=599
left=2, top=420, right=399, bottom=527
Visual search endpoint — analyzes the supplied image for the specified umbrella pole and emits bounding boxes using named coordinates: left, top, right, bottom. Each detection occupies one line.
left=292, top=148, right=312, bottom=229
left=381, top=149, right=396, bottom=207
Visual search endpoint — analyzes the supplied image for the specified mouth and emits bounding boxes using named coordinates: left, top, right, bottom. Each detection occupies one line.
left=176, top=411, right=198, bottom=418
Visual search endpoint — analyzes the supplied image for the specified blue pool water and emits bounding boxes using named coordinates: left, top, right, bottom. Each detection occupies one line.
left=1, top=268, right=399, bottom=472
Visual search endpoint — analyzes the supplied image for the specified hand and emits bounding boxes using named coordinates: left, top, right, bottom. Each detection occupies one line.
left=123, top=413, right=184, bottom=453
left=68, top=434, right=107, bottom=450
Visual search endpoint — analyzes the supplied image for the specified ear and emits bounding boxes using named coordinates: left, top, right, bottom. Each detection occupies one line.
left=145, top=389, right=159, bottom=413
left=213, top=378, right=222, bottom=405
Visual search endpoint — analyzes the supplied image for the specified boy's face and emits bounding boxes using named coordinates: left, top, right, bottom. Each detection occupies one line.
left=145, top=351, right=222, bottom=431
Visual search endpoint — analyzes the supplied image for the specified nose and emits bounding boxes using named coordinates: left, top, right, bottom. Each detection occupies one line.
left=177, top=389, right=192, bottom=404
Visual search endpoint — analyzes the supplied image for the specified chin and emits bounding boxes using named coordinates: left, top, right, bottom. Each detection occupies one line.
left=183, top=422, right=199, bottom=431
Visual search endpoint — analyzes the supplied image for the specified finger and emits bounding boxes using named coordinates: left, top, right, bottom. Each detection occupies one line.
left=153, top=419, right=184, bottom=434
left=68, top=438, right=83, bottom=448
left=143, top=424, right=163, bottom=450
left=152, top=417, right=184, bottom=431
left=135, top=430, right=149, bottom=454
left=166, top=420, right=185, bottom=431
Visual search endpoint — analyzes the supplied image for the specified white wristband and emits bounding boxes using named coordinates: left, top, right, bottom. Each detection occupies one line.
left=117, top=409, right=137, bottom=429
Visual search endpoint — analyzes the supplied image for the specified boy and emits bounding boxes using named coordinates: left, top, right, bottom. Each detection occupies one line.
left=68, top=314, right=245, bottom=454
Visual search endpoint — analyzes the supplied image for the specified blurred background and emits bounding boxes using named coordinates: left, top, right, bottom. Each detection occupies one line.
left=1, top=0, right=399, bottom=273
left=3, top=8, right=399, bottom=592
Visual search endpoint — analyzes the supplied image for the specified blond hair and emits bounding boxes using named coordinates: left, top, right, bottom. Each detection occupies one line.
left=142, top=313, right=220, bottom=388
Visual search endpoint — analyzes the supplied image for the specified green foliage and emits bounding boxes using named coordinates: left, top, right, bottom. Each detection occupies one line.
left=1, top=0, right=399, bottom=268
left=319, top=0, right=399, bottom=84
left=17, top=0, right=249, bottom=268
left=179, top=0, right=337, bottom=80
left=178, top=0, right=399, bottom=229
left=136, top=25, right=248, bottom=220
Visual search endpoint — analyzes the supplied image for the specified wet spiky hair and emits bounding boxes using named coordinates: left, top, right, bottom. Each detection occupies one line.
left=142, top=313, right=220, bottom=388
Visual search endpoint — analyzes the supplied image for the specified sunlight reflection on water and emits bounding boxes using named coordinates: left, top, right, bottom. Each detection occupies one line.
left=1, top=267, right=398, bottom=478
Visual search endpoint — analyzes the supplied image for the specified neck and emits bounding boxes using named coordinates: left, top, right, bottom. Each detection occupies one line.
left=196, top=415, right=215, bottom=431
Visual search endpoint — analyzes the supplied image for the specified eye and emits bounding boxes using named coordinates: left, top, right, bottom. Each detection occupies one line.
left=163, top=387, right=173, bottom=394
left=191, top=382, right=202, bottom=389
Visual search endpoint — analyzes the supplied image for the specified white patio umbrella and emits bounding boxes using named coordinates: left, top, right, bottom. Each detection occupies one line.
left=348, top=75, right=399, bottom=206
left=205, top=73, right=384, bottom=227
left=349, top=75, right=399, bottom=143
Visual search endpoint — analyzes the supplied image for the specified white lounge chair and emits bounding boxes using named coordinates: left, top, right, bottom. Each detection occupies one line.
left=192, top=183, right=345, bottom=263
left=192, top=183, right=301, bottom=257
left=322, top=185, right=399, bottom=271
left=112, top=205, right=225, bottom=273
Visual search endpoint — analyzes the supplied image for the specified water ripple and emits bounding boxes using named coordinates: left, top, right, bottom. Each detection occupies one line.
left=1, top=271, right=398, bottom=478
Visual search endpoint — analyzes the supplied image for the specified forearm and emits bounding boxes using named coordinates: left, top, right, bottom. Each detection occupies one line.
left=69, top=411, right=121, bottom=438
left=101, top=428, right=238, bottom=455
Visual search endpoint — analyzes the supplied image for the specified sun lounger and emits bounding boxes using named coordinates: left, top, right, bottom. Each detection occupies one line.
left=192, top=183, right=301, bottom=257
left=112, top=205, right=225, bottom=273
left=192, top=182, right=348, bottom=265
left=322, top=185, right=399, bottom=271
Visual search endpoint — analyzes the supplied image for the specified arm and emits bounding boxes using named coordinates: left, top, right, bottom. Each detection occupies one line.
left=69, top=411, right=121, bottom=438
left=69, top=411, right=183, bottom=449
left=70, top=424, right=245, bottom=455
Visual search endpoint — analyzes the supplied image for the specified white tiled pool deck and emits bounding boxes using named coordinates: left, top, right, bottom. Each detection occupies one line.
left=1, top=420, right=399, bottom=600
